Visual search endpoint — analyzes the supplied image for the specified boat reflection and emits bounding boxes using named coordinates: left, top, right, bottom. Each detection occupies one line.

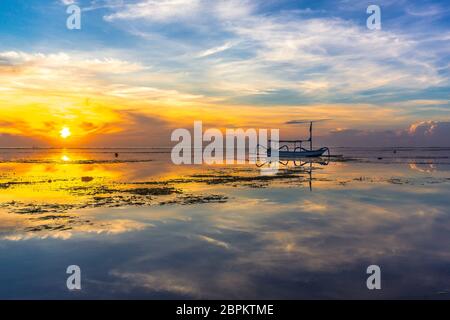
left=256, top=156, right=330, bottom=191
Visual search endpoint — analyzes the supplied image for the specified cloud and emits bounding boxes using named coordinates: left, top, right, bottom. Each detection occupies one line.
left=97, top=1, right=449, bottom=105
left=0, top=51, right=145, bottom=74
left=60, top=0, right=76, bottom=5
left=103, top=0, right=254, bottom=22
left=110, top=270, right=201, bottom=297
left=319, top=121, right=450, bottom=147
left=197, top=235, right=230, bottom=249
left=407, top=121, right=450, bottom=143
left=229, top=17, right=444, bottom=92
left=1, top=50, right=445, bottom=147
left=406, top=4, right=445, bottom=17
left=213, top=0, right=255, bottom=20
left=0, top=133, right=45, bottom=147
left=104, top=0, right=202, bottom=22
left=2, top=217, right=148, bottom=241
left=0, top=51, right=214, bottom=105
left=196, top=42, right=236, bottom=58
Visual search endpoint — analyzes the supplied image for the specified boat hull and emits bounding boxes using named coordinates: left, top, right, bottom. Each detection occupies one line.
left=267, top=147, right=328, bottom=158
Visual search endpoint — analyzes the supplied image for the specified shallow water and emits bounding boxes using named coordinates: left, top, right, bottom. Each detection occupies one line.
left=1, top=148, right=450, bottom=299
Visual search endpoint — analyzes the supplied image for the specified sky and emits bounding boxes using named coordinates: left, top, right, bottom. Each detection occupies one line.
left=0, top=0, right=449, bottom=147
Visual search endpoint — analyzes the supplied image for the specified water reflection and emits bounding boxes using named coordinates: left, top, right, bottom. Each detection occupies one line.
left=1, top=148, right=450, bottom=299
left=257, top=158, right=330, bottom=191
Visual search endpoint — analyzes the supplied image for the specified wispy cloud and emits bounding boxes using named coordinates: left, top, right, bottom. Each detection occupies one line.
left=406, top=4, right=446, bottom=17
left=100, top=0, right=448, bottom=100
left=103, top=0, right=254, bottom=22
left=196, top=42, right=236, bottom=58
left=60, top=0, right=77, bottom=5
left=104, top=0, right=202, bottom=22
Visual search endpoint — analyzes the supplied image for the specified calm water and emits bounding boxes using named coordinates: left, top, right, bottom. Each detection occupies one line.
left=1, top=147, right=450, bottom=299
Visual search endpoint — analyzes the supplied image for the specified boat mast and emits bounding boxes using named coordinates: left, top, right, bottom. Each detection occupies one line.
left=309, top=121, right=313, bottom=151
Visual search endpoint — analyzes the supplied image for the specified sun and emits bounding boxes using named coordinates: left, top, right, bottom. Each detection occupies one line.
left=60, top=127, right=71, bottom=139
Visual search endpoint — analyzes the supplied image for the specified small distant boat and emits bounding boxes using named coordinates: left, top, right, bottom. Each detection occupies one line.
left=264, top=120, right=330, bottom=159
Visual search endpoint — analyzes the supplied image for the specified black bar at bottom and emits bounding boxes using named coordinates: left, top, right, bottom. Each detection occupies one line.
left=0, top=300, right=446, bottom=319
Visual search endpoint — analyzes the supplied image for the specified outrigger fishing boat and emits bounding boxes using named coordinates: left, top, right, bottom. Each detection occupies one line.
left=265, top=120, right=330, bottom=159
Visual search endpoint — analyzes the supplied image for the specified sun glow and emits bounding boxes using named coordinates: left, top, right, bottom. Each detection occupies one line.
left=60, top=127, right=71, bottom=139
